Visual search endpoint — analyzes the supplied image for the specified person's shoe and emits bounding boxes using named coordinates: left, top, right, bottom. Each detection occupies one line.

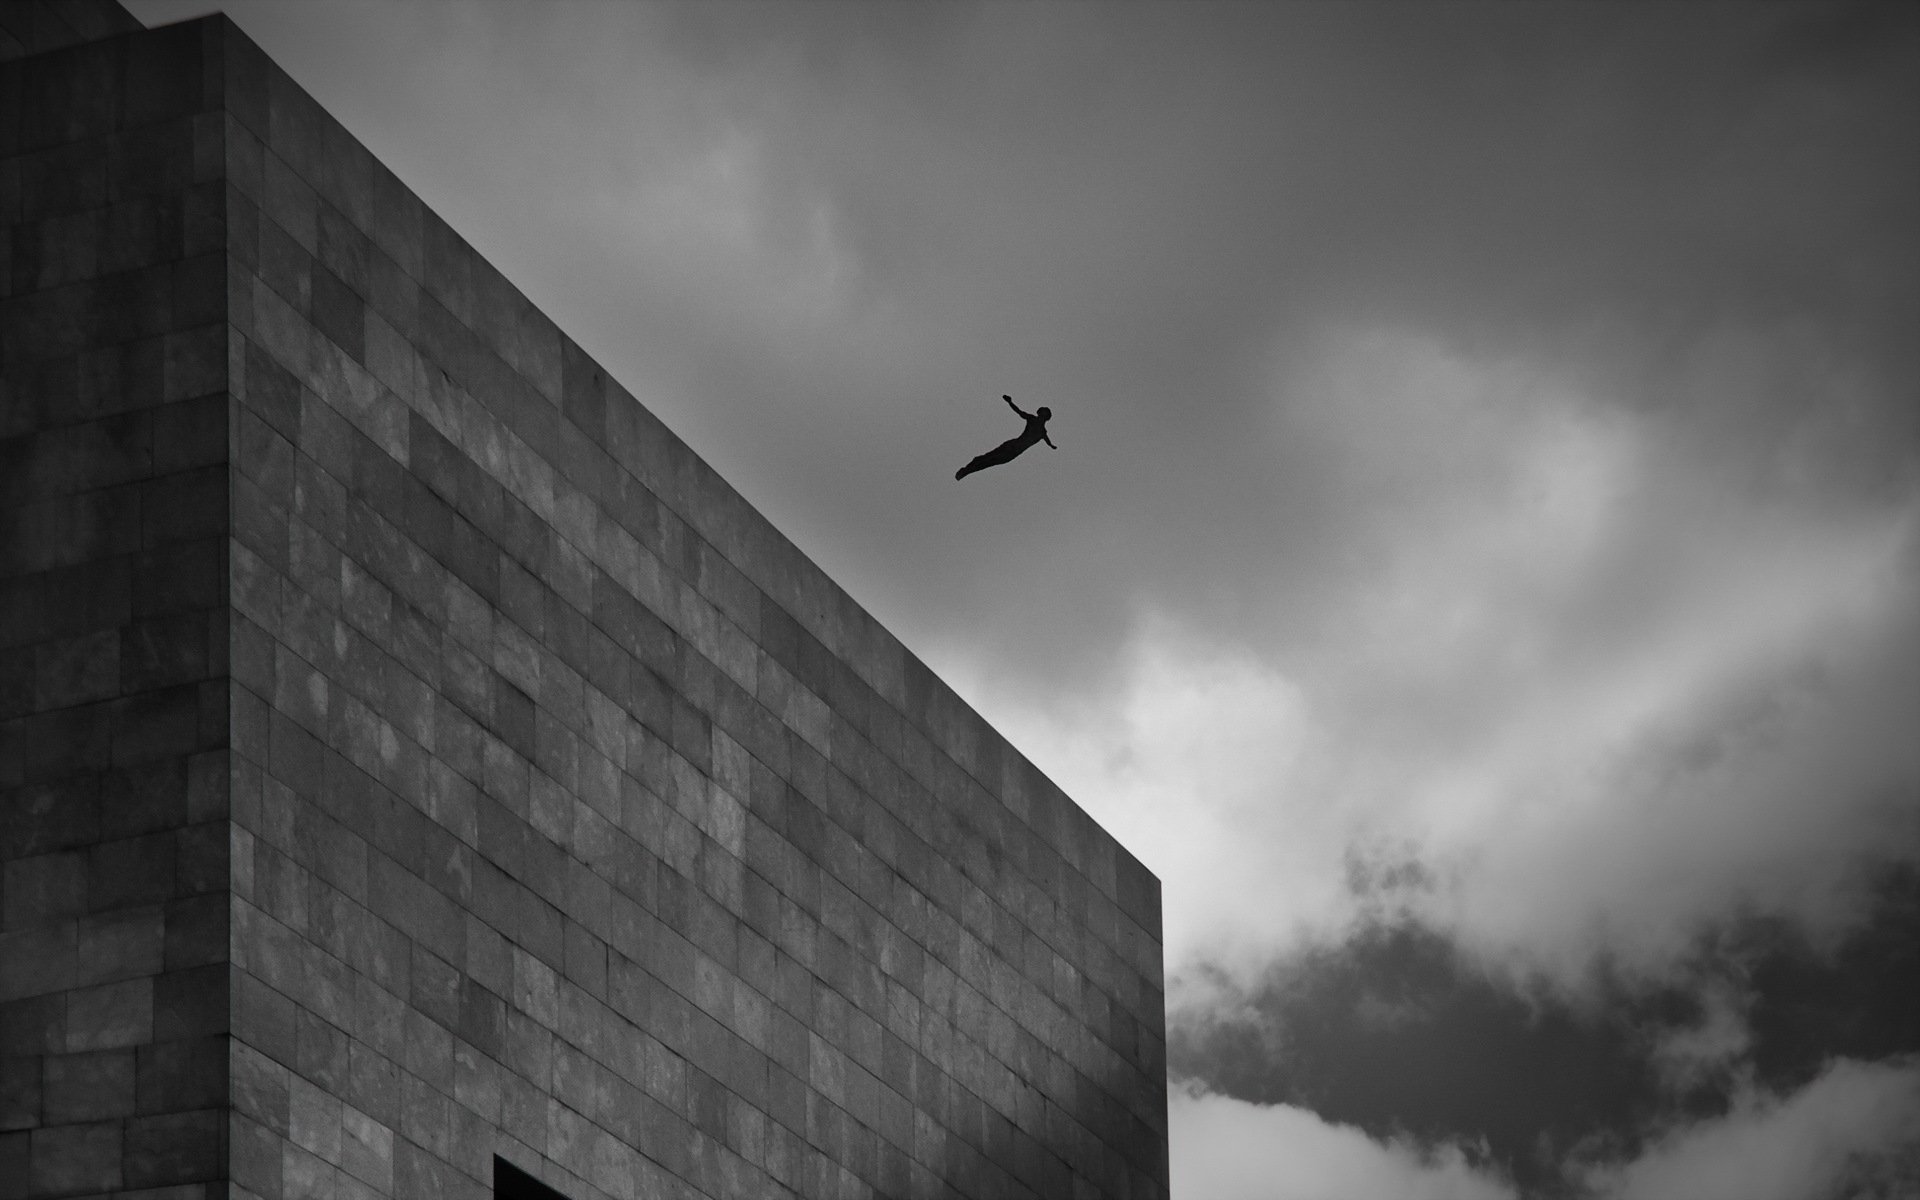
left=955, top=467, right=968, bottom=480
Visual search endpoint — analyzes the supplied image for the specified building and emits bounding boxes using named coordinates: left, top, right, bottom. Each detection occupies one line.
left=0, top=4, right=1168, bottom=1198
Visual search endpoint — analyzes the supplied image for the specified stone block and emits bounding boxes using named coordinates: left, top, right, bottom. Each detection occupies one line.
left=153, top=960, right=228, bottom=1040
left=310, top=265, right=363, bottom=363
left=64, top=976, right=152, bottom=1052
left=121, top=609, right=213, bottom=693
left=141, top=463, right=227, bottom=549
left=0, top=989, right=65, bottom=1060
left=75, top=903, right=165, bottom=985
left=233, top=1036, right=290, bottom=1131
left=256, top=214, right=310, bottom=317
left=135, top=1034, right=227, bottom=1112
left=2, top=851, right=85, bottom=928
left=0, top=1051, right=37, bottom=1131
left=160, top=329, right=226, bottom=410
left=229, top=1110, right=284, bottom=1200
left=132, top=536, right=223, bottom=621
left=260, top=150, right=317, bottom=258
left=233, top=968, right=296, bottom=1067
left=28, top=1119, right=121, bottom=1194
left=86, top=832, right=175, bottom=911
left=121, top=17, right=212, bottom=127
left=123, top=1106, right=223, bottom=1188
left=42, top=1048, right=135, bottom=1123
left=266, top=709, right=323, bottom=800
left=242, top=335, right=302, bottom=440
left=3, top=409, right=152, bottom=507
left=340, top=1099, right=393, bottom=1192
left=287, top=1072, right=341, bottom=1163
left=285, top=997, right=342, bottom=1091
left=15, top=42, right=114, bottom=153
left=12, top=137, right=104, bottom=225
left=1, top=486, right=138, bottom=579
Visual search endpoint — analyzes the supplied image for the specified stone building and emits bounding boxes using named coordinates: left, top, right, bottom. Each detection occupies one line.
left=0, top=4, right=1168, bottom=1199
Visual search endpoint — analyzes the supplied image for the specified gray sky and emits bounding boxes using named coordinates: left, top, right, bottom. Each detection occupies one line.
left=132, top=1, right=1920, bottom=1194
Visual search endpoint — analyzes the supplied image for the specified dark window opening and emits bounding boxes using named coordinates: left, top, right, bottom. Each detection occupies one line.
left=495, top=1156, right=573, bottom=1200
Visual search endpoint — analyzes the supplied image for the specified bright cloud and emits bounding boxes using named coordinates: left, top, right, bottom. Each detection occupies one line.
left=1582, top=1058, right=1920, bottom=1200
left=1167, top=1056, right=1920, bottom=1200
left=937, top=618, right=1332, bottom=999
left=1171, top=1087, right=1517, bottom=1200
left=955, top=327, right=1920, bottom=1003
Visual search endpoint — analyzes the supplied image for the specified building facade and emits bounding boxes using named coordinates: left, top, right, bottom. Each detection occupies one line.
left=0, top=7, right=1169, bottom=1199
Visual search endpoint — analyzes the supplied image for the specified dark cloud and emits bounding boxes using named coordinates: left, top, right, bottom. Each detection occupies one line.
left=1176, top=923, right=1680, bottom=1192
left=672, top=0, right=1920, bottom=685
left=1171, top=864, right=1920, bottom=1194
left=134, top=0, right=1920, bottom=683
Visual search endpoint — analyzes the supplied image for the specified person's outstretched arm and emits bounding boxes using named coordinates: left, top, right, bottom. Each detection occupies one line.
left=1044, top=431, right=1057, bottom=449
left=1003, top=394, right=1031, bottom=418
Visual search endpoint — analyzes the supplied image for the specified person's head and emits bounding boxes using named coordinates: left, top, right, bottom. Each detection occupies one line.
left=1036, top=406, right=1051, bottom=421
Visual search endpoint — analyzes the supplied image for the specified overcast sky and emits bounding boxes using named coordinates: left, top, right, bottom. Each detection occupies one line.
left=130, top=1, right=1920, bottom=1195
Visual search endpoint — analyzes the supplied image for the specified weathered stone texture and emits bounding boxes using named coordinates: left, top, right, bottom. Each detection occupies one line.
left=0, top=13, right=231, bottom=1199
left=3, top=11, right=1167, bottom=1200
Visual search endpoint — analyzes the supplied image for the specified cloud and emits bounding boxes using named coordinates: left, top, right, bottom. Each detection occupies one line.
left=1581, top=1058, right=1920, bottom=1200
left=936, top=616, right=1356, bottom=999
left=1163, top=911, right=1920, bottom=1193
left=1645, top=979, right=1751, bottom=1095
left=1171, top=1087, right=1516, bottom=1200
left=956, top=323, right=1920, bottom=999
left=138, top=0, right=1920, bottom=699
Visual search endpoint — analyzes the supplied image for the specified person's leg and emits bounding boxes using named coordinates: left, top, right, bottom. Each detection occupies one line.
left=955, top=436, right=1028, bottom=479
left=956, top=452, right=997, bottom=479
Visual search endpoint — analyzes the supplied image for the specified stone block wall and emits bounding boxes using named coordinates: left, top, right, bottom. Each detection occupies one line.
left=0, top=15, right=232, bottom=1198
left=2, top=12, right=1168, bottom=1200
left=0, top=1, right=142, bottom=62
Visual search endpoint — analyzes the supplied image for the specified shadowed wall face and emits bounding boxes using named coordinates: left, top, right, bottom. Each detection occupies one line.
left=5, top=11, right=1166, bottom=1200
left=0, top=14, right=230, bottom=1198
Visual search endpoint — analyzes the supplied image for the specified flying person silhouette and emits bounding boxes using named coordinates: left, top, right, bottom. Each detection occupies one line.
left=955, top=395, right=1056, bottom=480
